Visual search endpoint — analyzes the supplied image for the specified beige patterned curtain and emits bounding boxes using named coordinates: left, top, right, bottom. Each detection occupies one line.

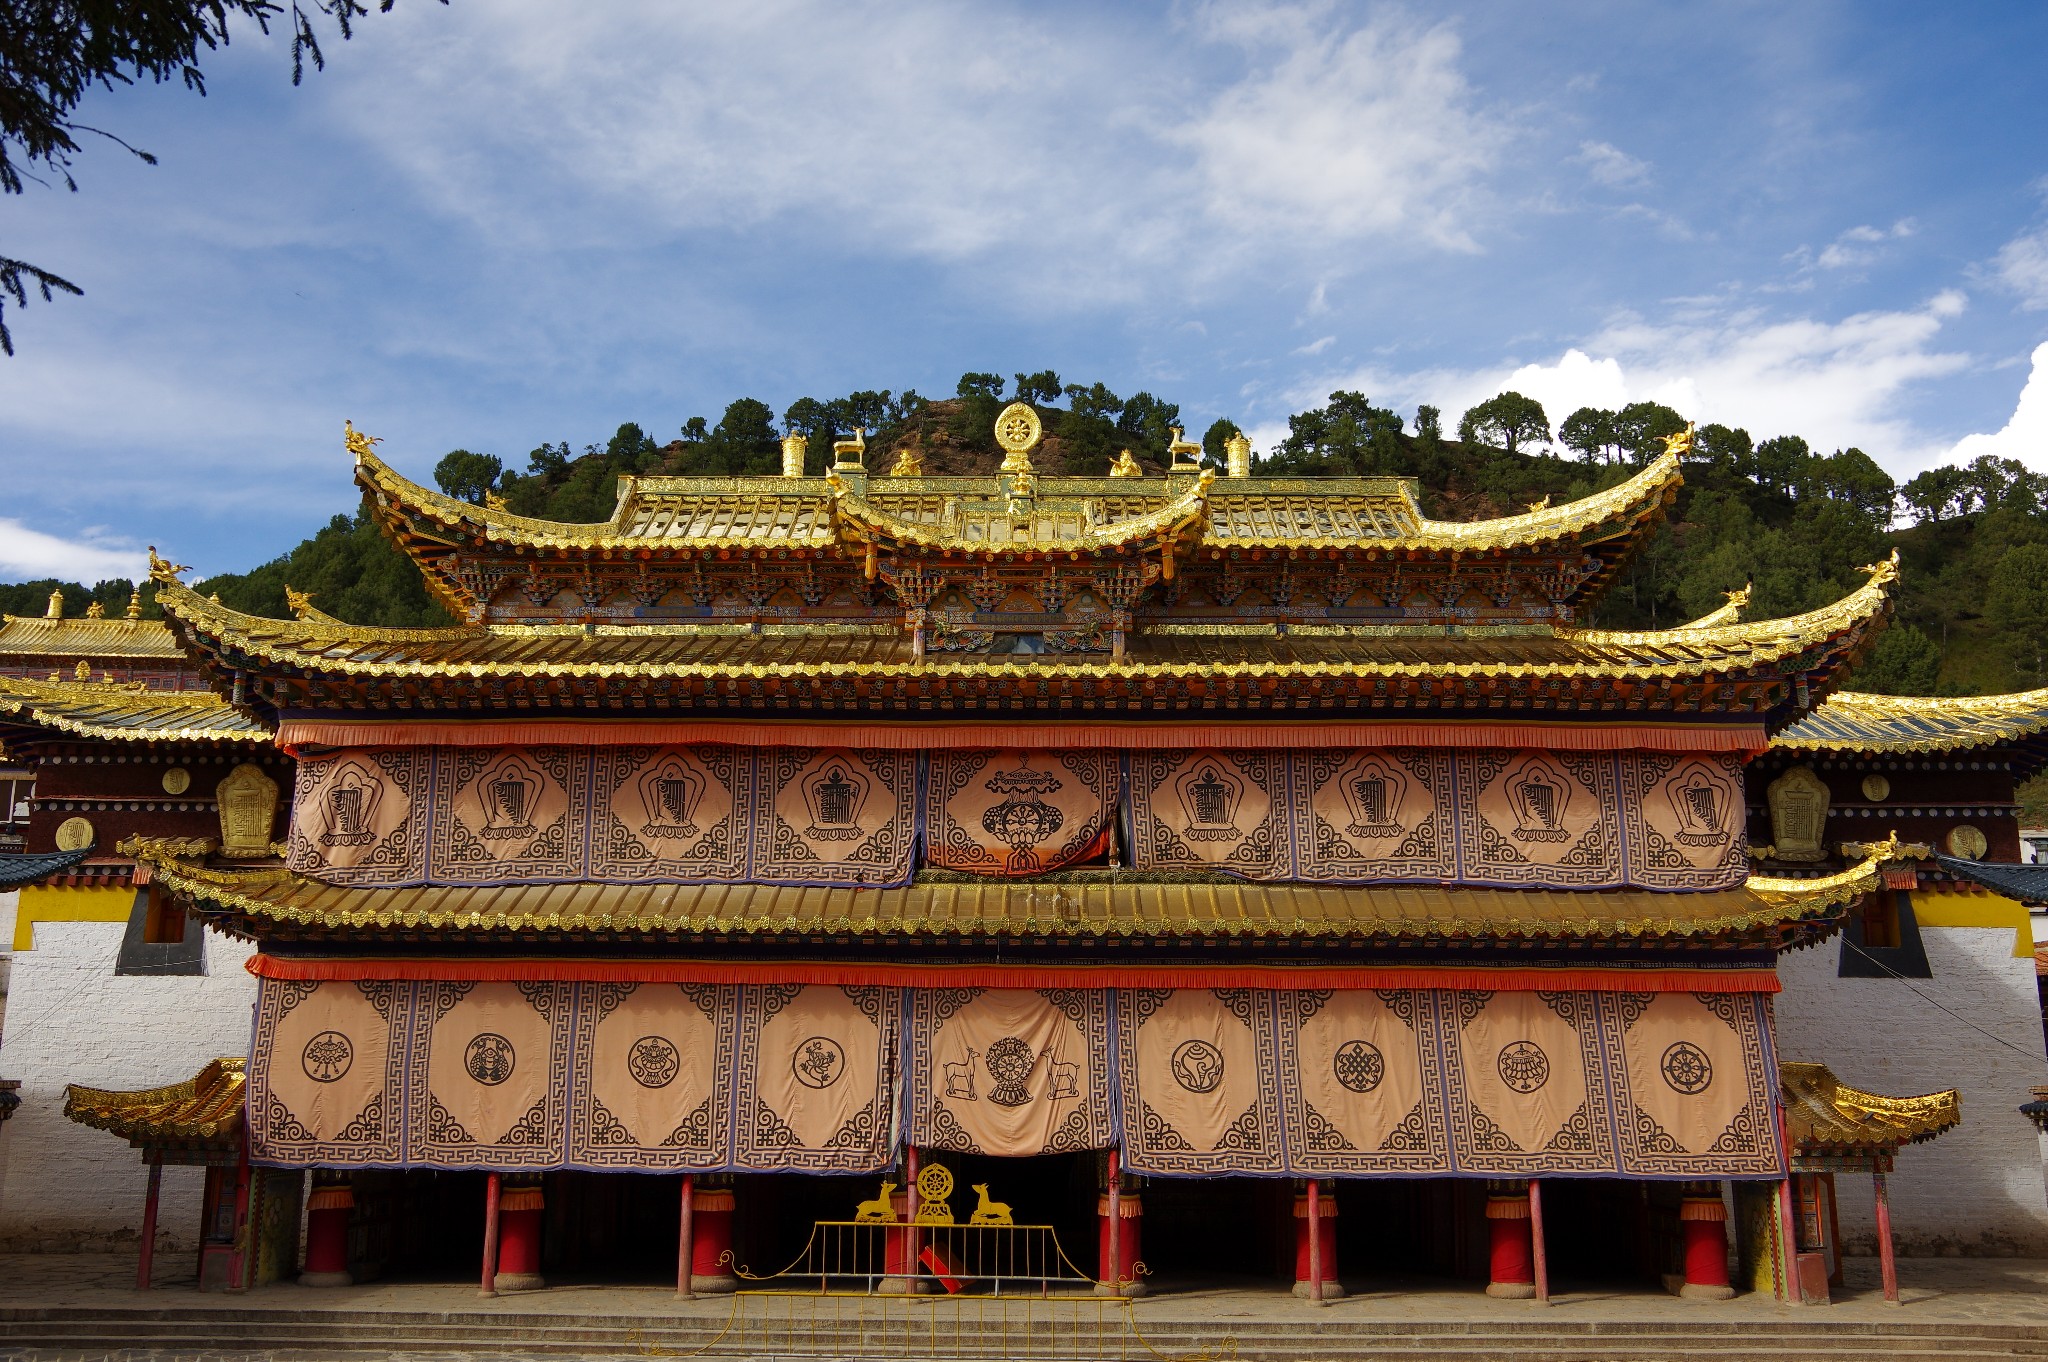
left=248, top=978, right=409, bottom=1165
left=733, top=984, right=901, bottom=1172
left=1115, top=989, right=1286, bottom=1175
left=1128, top=751, right=1294, bottom=879
left=1602, top=992, right=1780, bottom=1176
left=1440, top=990, right=1618, bottom=1176
left=1278, top=989, right=1452, bottom=1175
left=1290, top=749, right=1457, bottom=883
left=404, top=982, right=572, bottom=1169
left=591, top=747, right=750, bottom=882
left=752, top=749, right=917, bottom=887
left=286, top=751, right=430, bottom=885
left=566, top=983, right=736, bottom=1170
left=908, top=988, right=1113, bottom=1156
left=924, top=751, right=1117, bottom=875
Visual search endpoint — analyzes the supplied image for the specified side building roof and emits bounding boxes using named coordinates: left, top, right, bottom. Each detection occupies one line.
left=0, top=675, right=268, bottom=746
left=1773, top=686, right=2048, bottom=774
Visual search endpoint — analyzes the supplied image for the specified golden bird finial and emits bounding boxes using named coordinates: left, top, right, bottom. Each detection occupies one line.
left=284, top=585, right=316, bottom=620
left=343, top=419, right=382, bottom=464
left=484, top=489, right=508, bottom=512
left=1725, top=583, right=1752, bottom=610
left=1659, top=423, right=1696, bottom=459
left=146, top=546, right=190, bottom=585
left=1526, top=494, right=1552, bottom=513
left=1856, top=548, right=1902, bottom=585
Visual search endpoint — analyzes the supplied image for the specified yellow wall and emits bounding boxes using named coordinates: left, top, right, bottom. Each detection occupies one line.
left=1912, top=890, right=2033, bottom=957
left=12, top=885, right=134, bottom=951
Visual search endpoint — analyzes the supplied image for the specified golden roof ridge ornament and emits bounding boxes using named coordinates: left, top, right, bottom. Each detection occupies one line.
left=1661, top=423, right=1697, bottom=460
left=1109, top=449, right=1144, bottom=478
left=343, top=420, right=381, bottom=466
left=146, top=546, right=190, bottom=586
left=994, top=402, right=1042, bottom=474
left=44, top=588, right=62, bottom=619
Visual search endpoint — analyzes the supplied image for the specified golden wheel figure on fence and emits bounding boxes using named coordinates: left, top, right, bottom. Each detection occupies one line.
left=914, top=1162, right=956, bottom=1223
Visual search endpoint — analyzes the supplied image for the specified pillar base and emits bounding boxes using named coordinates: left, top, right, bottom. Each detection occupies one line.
left=1291, top=1281, right=1346, bottom=1301
left=1679, top=1281, right=1736, bottom=1301
left=1094, top=1279, right=1148, bottom=1298
left=1485, top=1281, right=1536, bottom=1300
left=494, top=1272, right=546, bottom=1293
left=690, top=1272, right=738, bottom=1295
left=876, top=1276, right=935, bottom=1296
left=296, top=1270, right=353, bottom=1289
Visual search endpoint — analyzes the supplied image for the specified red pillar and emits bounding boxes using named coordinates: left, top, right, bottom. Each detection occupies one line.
left=479, top=1172, right=502, bottom=1297
left=676, top=1175, right=694, bottom=1299
left=1528, top=1178, right=1550, bottom=1305
left=135, top=1161, right=162, bottom=1291
left=1677, top=1190, right=1734, bottom=1300
left=300, top=1172, right=354, bottom=1287
left=1292, top=1184, right=1342, bottom=1301
left=880, top=1185, right=929, bottom=1295
left=1873, top=1170, right=1900, bottom=1306
left=1095, top=1193, right=1143, bottom=1296
left=691, top=1186, right=738, bottom=1293
left=495, top=1177, right=545, bottom=1292
left=1484, top=1187, right=1536, bottom=1299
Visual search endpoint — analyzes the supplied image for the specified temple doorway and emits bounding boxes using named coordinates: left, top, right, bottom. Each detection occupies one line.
left=1137, top=1177, right=1292, bottom=1285
left=1336, top=1179, right=1490, bottom=1284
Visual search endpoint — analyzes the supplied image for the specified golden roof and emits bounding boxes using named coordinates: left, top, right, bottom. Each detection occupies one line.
left=139, top=847, right=1862, bottom=942
left=1774, top=685, right=2048, bottom=756
left=0, top=675, right=267, bottom=744
left=0, top=614, right=187, bottom=661
left=1780, top=1061, right=1959, bottom=1157
left=153, top=556, right=1893, bottom=692
left=64, top=1058, right=245, bottom=1147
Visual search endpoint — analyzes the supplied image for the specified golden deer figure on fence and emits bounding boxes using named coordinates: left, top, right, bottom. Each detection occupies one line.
left=969, top=1185, right=1014, bottom=1227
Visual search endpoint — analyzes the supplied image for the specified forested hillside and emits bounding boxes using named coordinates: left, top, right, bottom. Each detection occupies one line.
left=9, top=372, right=2046, bottom=701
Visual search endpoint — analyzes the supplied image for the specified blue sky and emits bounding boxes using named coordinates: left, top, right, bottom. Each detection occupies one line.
left=3, top=0, right=2047, bottom=582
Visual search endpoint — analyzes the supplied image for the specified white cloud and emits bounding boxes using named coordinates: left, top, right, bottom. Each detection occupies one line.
left=1991, top=227, right=2048, bottom=310
left=1572, top=140, right=1649, bottom=187
left=1287, top=292, right=1974, bottom=472
left=1170, top=9, right=1504, bottom=252
left=1948, top=342, right=2048, bottom=467
left=339, top=0, right=1511, bottom=292
left=1294, top=335, right=1336, bottom=356
left=1796, top=218, right=1917, bottom=271
left=0, top=520, right=148, bottom=584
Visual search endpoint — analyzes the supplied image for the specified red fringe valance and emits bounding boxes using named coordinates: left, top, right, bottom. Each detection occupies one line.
left=247, top=954, right=1779, bottom=994
left=276, top=716, right=1767, bottom=756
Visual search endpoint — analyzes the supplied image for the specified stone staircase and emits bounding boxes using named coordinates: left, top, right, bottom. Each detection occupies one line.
left=3, top=1302, right=2048, bottom=1362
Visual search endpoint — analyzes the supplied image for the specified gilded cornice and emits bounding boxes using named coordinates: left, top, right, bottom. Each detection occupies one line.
left=138, top=846, right=1845, bottom=942
left=1744, top=842, right=1886, bottom=914
left=1557, top=552, right=1895, bottom=652
left=1677, top=584, right=1752, bottom=632
left=0, top=674, right=266, bottom=744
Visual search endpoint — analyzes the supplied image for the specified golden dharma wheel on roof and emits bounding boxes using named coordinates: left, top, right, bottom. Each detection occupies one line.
left=994, top=402, right=1042, bottom=473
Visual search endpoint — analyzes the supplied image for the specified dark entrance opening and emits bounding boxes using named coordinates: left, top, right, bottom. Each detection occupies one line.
left=1335, top=1179, right=1491, bottom=1285
left=1535, top=1178, right=1675, bottom=1291
left=1136, top=1177, right=1292, bottom=1286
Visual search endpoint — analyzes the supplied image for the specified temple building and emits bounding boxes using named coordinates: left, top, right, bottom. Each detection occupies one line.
left=1756, top=684, right=2048, bottom=1255
left=8, top=411, right=2001, bottom=1302
left=0, top=662, right=279, bottom=1257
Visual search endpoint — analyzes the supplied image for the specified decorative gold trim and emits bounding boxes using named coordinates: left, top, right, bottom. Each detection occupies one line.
left=0, top=675, right=264, bottom=744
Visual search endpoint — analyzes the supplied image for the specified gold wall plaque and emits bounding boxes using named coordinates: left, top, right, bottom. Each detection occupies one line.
left=216, top=762, right=280, bottom=858
left=1947, top=824, right=1988, bottom=859
left=1860, top=774, right=1890, bottom=803
left=1766, top=765, right=1831, bottom=862
left=162, top=767, right=192, bottom=795
left=54, top=816, right=94, bottom=851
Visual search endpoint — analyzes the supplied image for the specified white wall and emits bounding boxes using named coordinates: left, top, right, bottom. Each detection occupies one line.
left=1775, top=925, right=2048, bottom=1255
left=0, top=919, right=257, bottom=1252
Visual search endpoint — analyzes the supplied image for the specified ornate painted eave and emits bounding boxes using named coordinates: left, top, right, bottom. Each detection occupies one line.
left=1780, top=1060, right=1960, bottom=1160
left=0, top=675, right=268, bottom=745
left=64, top=1057, right=246, bottom=1148
left=1774, top=683, right=2048, bottom=773
left=826, top=469, right=1213, bottom=558
left=137, top=841, right=1855, bottom=947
